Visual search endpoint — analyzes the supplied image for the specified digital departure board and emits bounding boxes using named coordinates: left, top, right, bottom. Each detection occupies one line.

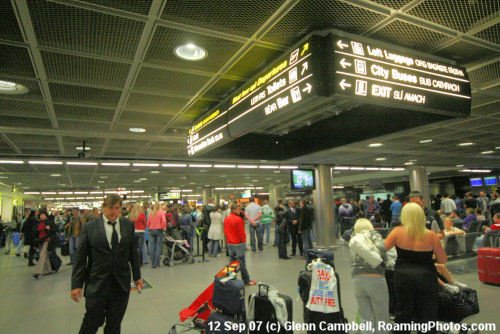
left=227, top=36, right=323, bottom=137
left=331, top=34, right=471, bottom=115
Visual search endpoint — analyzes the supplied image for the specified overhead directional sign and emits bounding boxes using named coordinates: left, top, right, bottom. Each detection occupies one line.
left=227, top=36, right=323, bottom=137
left=332, top=34, right=471, bottom=115
left=187, top=35, right=325, bottom=157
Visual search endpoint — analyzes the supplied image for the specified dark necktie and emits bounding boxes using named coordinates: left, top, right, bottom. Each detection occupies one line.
left=108, top=221, right=118, bottom=249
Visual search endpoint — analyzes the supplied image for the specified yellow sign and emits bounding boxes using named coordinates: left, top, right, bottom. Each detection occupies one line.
left=189, top=109, right=221, bottom=135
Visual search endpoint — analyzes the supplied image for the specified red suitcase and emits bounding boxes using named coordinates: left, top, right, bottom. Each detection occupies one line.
left=477, top=247, right=500, bottom=285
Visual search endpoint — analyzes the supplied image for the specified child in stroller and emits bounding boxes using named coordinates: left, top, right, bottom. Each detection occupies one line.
left=163, top=227, right=194, bottom=266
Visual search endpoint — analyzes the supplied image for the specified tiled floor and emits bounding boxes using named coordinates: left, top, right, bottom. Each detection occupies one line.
left=0, top=232, right=498, bottom=333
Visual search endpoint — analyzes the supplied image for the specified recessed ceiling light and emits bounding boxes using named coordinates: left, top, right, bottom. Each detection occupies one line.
left=28, top=161, right=62, bottom=165
left=51, top=174, right=61, bottom=177
left=66, top=161, right=98, bottom=166
left=419, top=139, right=433, bottom=143
left=0, top=160, right=24, bottom=164
left=151, top=170, right=160, bottom=174
left=97, top=180, right=105, bottom=183
left=496, top=146, right=500, bottom=150
left=174, top=43, right=207, bottom=61
left=458, top=142, right=474, bottom=146
left=456, top=164, right=464, bottom=167
left=129, top=127, right=146, bottom=133
left=480, top=151, right=494, bottom=154
left=0, top=80, right=29, bottom=94
left=368, top=143, right=383, bottom=147
left=75, top=146, right=91, bottom=151
left=133, top=163, right=159, bottom=167
left=375, top=157, right=386, bottom=161
left=404, top=162, right=414, bottom=165
left=409, top=159, right=418, bottom=162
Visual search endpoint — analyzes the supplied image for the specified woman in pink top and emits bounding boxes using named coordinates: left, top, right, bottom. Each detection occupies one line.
left=147, top=203, right=166, bottom=268
left=129, top=204, right=147, bottom=266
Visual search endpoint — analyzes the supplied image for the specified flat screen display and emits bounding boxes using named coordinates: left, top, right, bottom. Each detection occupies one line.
left=484, top=176, right=497, bottom=186
left=470, top=178, right=483, bottom=187
left=291, top=169, right=315, bottom=190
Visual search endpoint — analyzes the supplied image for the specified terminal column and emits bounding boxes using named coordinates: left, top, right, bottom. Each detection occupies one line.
left=408, top=166, right=431, bottom=209
left=269, top=185, right=282, bottom=208
left=202, top=188, right=213, bottom=205
left=313, top=165, right=337, bottom=247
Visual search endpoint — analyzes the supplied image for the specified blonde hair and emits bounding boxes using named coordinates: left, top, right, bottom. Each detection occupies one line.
left=401, top=202, right=427, bottom=240
left=151, top=202, right=162, bottom=217
left=353, top=218, right=374, bottom=234
left=128, top=203, right=143, bottom=221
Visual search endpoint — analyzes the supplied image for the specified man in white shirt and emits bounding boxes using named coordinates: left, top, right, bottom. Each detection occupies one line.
left=440, top=193, right=457, bottom=215
left=245, top=198, right=262, bottom=252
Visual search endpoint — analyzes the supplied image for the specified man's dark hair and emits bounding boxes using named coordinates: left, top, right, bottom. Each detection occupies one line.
left=103, top=194, right=122, bottom=208
left=230, top=203, right=240, bottom=211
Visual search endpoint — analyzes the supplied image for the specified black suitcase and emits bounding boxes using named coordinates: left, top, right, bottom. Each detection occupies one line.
left=205, top=311, right=246, bottom=334
left=305, top=248, right=335, bottom=269
left=213, top=277, right=245, bottom=318
left=60, top=242, right=69, bottom=256
left=248, top=283, right=293, bottom=334
left=298, top=270, right=347, bottom=334
left=48, top=251, right=62, bottom=272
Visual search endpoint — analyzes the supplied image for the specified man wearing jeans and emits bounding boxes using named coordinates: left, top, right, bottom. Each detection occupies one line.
left=245, top=198, right=262, bottom=252
left=224, top=203, right=256, bottom=286
left=68, top=208, right=85, bottom=266
left=260, top=200, right=274, bottom=245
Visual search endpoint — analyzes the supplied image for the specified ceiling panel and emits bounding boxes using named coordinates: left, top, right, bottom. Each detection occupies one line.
left=119, top=110, right=171, bottom=124
left=473, top=23, right=499, bottom=44
left=226, top=45, right=284, bottom=78
left=58, top=120, right=111, bottom=132
left=472, top=100, right=500, bottom=116
left=0, top=115, right=52, bottom=128
left=435, top=39, right=500, bottom=63
left=134, top=66, right=211, bottom=96
left=42, top=51, right=131, bottom=88
left=162, top=0, right=286, bottom=37
left=370, top=19, right=453, bottom=51
left=0, top=45, right=36, bottom=77
left=144, top=26, right=244, bottom=72
left=468, top=61, right=500, bottom=87
left=53, top=104, right=115, bottom=122
left=80, top=0, right=153, bottom=15
left=49, top=83, right=122, bottom=107
left=28, top=0, right=145, bottom=59
left=125, top=92, right=190, bottom=114
left=408, top=0, right=500, bottom=33
left=371, top=0, right=413, bottom=9
left=262, top=0, right=388, bottom=45
left=0, top=99, right=48, bottom=119
left=0, top=0, right=24, bottom=42
left=202, top=77, right=245, bottom=100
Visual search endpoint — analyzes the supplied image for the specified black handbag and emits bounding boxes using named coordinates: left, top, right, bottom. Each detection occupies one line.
left=48, top=251, right=62, bottom=272
left=438, top=286, right=479, bottom=322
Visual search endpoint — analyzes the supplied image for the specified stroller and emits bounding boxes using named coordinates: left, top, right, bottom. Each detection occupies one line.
left=169, top=261, right=240, bottom=334
left=163, top=228, right=194, bottom=266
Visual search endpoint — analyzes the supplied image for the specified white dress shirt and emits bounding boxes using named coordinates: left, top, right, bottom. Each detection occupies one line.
left=103, top=215, right=121, bottom=248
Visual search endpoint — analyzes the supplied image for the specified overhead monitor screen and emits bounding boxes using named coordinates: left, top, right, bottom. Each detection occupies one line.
left=469, top=178, right=483, bottom=187
left=158, top=192, right=181, bottom=200
left=484, top=176, right=498, bottom=186
left=331, top=33, right=471, bottom=116
left=291, top=169, right=315, bottom=191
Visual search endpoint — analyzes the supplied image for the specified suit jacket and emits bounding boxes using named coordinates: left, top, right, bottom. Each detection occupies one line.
left=71, top=217, right=141, bottom=297
left=285, top=207, right=301, bottom=234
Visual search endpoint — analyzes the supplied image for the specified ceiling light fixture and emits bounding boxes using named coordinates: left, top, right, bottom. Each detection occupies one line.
left=101, top=162, right=130, bottom=166
left=419, top=139, right=433, bottom=143
left=456, top=164, right=464, bottom=167
left=133, top=163, right=159, bottom=167
left=214, top=164, right=236, bottom=168
left=460, top=169, right=491, bottom=173
left=367, top=143, right=383, bottom=147
left=0, top=80, right=29, bottom=94
left=189, top=164, right=212, bottom=168
left=174, top=43, right=207, bottom=61
left=150, top=170, right=160, bottom=174
left=458, top=142, right=474, bottom=146
left=24, top=192, right=40, bottom=195
left=129, top=127, right=146, bottom=133
left=279, top=166, right=298, bottom=169
left=50, top=174, right=61, bottom=177
left=0, top=160, right=24, bottom=164
left=259, top=165, right=279, bottom=169
left=404, top=162, right=414, bottom=165
left=75, top=146, right=91, bottom=151
left=480, top=151, right=494, bottom=154
left=237, top=165, right=258, bottom=169
left=375, top=157, right=386, bottom=161
left=28, top=161, right=62, bottom=165
left=66, top=162, right=98, bottom=166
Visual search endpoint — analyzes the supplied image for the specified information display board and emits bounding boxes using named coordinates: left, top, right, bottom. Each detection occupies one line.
left=484, top=176, right=498, bottom=186
left=158, top=192, right=181, bottom=200
left=331, top=34, right=471, bottom=115
left=227, top=36, right=323, bottom=137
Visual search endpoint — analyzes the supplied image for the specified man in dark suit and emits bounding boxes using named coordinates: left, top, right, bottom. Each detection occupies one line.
left=71, top=194, right=143, bottom=334
left=285, top=200, right=303, bottom=256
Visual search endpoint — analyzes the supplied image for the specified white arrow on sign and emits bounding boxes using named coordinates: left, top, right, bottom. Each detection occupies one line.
left=339, top=79, right=351, bottom=90
left=337, top=40, right=348, bottom=49
left=302, top=83, right=312, bottom=94
left=340, top=58, right=351, bottom=69
left=301, top=62, right=308, bottom=75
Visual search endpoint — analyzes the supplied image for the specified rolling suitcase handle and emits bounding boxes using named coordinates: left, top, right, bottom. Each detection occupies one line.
left=258, top=283, right=270, bottom=297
